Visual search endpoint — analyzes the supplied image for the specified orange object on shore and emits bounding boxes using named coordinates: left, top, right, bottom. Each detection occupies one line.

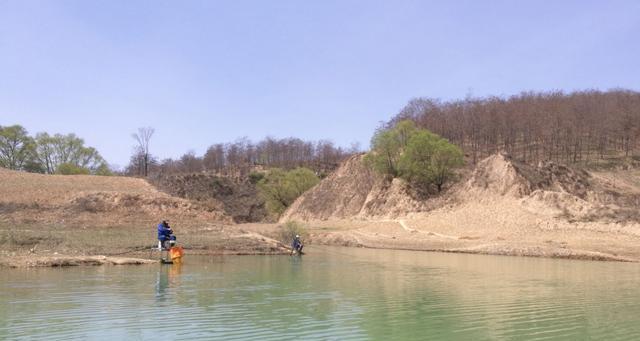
left=169, top=246, right=184, bottom=261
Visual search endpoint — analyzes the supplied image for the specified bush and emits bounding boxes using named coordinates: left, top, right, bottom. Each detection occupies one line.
left=248, top=171, right=265, bottom=184
left=94, top=163, right=113, bottom=176
left=257, top=167, right=319, bottom=217
left=277, top=220, right=308, bottom=244
left=56, top=163, right=90, bottom=175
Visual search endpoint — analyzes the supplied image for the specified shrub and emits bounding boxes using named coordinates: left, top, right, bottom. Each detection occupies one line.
left=277, top=220, right=308, bottom=244
left=248, top=171, right=265, bottom=184
left=257, top=167, right=319, bottom=217
left=94, top=163, right=113, bottom=176
left=56, top=163, right=90, bottom=175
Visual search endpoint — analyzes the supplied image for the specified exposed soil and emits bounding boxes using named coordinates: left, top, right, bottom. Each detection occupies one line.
left=1, top=255, right=157, bottom=268
left=3, top=152, right=640, bottom=266
left=0, top=168, right=231, bottom=227
left=150, top=173, right=268, bottom=223
left=280, top=154, right=442, bottom=221
left=283, top=153, right=640, bottom=261
left=0, top=169, right=288, bottom=267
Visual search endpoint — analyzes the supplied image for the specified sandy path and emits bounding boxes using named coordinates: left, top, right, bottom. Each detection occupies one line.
left=385, top=219, right=460, bottom=240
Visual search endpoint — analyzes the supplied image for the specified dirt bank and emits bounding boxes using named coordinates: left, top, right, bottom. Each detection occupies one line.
left=0, top=169, right=291, bottom=267
left=0, top=223, right=291, bottom=268
left=0, top=254, right=158, bottom=268
left=3, top=153, right=640, bottom=265
left=150, top=173, right=268, bottom=223
left=285, top=153, right=640, bottom=261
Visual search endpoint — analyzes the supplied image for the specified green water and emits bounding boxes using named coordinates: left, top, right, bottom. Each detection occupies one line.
left=2, top=246, right=640, bottom=340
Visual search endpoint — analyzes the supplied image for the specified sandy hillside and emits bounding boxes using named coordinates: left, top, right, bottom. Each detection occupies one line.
left=0, top=168, right=231, bottom=227
left=283, top=153, right=640, bottom=261
left=0, top=169, right=293, bottom=265
left=280, top=154, right=441, bottom=221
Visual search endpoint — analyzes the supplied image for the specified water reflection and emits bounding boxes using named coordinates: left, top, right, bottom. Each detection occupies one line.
left=155, top=263, right=182, bottom=300
left=2, top=247, right=640, bottom=340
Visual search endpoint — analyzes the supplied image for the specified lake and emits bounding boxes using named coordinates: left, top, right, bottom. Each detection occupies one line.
left=2, top=246, right=640, bottom=340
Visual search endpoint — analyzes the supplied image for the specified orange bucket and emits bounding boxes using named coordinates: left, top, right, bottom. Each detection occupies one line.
left=169, top=246, right=184, bottom=261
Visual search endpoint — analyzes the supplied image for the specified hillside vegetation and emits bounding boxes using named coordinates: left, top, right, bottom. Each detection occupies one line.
left=393, top=90, right=640, bottom=166
left=150, top=167, right=320, bottom=223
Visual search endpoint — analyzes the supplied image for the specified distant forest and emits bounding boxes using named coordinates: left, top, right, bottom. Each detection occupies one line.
left=391, top=89, right=640, bottom=166
left=127, top=137, right=359, bottom=178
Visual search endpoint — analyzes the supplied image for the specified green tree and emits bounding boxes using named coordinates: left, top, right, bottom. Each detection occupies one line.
left=364, top=130, right=400, bottom=176
left=394, top=119, right=418, bottom=147
left=399, top=131, right=464, bottom=191
left=257, top=167, right=320, bottom=216
left=430, top=140, right=464, bottom=191
left=397, top=130, right=438, bottom=183
left=366, top=120, right=464, bottom=192
left=34, top=132, right=56, bottom=173
left=34, top=133, right=105, bottom=174
left=364, top=120, right=418, bottom=176
left=0, top=125, right=36, bottom=170
left=365, top=120, right=418, bottom=177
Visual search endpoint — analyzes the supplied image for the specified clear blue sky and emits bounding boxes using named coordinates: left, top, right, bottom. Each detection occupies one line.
left=1, top=1, right=639, bottom=168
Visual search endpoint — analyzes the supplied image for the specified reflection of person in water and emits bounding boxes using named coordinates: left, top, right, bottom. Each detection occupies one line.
left=155, top=263, right=182, bottom=300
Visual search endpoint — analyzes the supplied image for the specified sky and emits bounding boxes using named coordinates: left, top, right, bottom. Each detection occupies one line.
left=1, top=0, right=639, bottom=168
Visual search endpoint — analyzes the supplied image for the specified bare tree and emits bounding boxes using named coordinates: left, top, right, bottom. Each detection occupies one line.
left=391, top=90, right=640, bottom=166
left=132, top=127, right=154, bottom=177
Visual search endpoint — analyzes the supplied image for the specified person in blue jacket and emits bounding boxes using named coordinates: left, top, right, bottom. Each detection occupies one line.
left=157, top=220, right=176, bottom=250
left=291, top=235, right=303, bottom=255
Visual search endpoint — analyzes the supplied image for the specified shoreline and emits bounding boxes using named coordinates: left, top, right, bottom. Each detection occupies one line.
left=3, top=217, right=640, bottom=268
left=305, top=218, right=640, bottom=263
left=2, top=238, right=635, bottom=269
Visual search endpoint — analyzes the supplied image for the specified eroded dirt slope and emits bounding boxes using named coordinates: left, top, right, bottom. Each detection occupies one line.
left=280, top=154, right=439, bottom=221
left=284, top=153, right=640, bottom=261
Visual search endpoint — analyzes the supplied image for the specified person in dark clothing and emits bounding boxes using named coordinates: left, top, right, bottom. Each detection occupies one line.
left=157, top=220, right=176, bottom=250
left=291, top=234, right=303, bottom=255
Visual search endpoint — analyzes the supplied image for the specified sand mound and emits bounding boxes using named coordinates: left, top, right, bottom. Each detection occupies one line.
left=465, top=153, right=593, bottom=199
left=280, top=154, right=376, bottom=221
left=283, top=152, right=639, bottom=225
left=465, top=153, right=532, bottom=197
left=280, top=154, right=441, bottom=222
left=360, top=178, right=434, bottom=217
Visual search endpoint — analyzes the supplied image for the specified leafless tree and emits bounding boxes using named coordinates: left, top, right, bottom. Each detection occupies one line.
left=132, top=127, right=154, bottom=177
left=391, top=89, right=640, bottom=166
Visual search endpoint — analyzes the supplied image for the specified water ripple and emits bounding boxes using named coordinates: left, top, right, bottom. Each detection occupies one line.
left=2, top=248, right=640, bottom=340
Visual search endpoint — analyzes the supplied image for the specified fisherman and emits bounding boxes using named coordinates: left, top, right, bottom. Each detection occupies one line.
left=291, top=234, right=304, bottom=255
left=157, top=220, right=176, bottom=250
